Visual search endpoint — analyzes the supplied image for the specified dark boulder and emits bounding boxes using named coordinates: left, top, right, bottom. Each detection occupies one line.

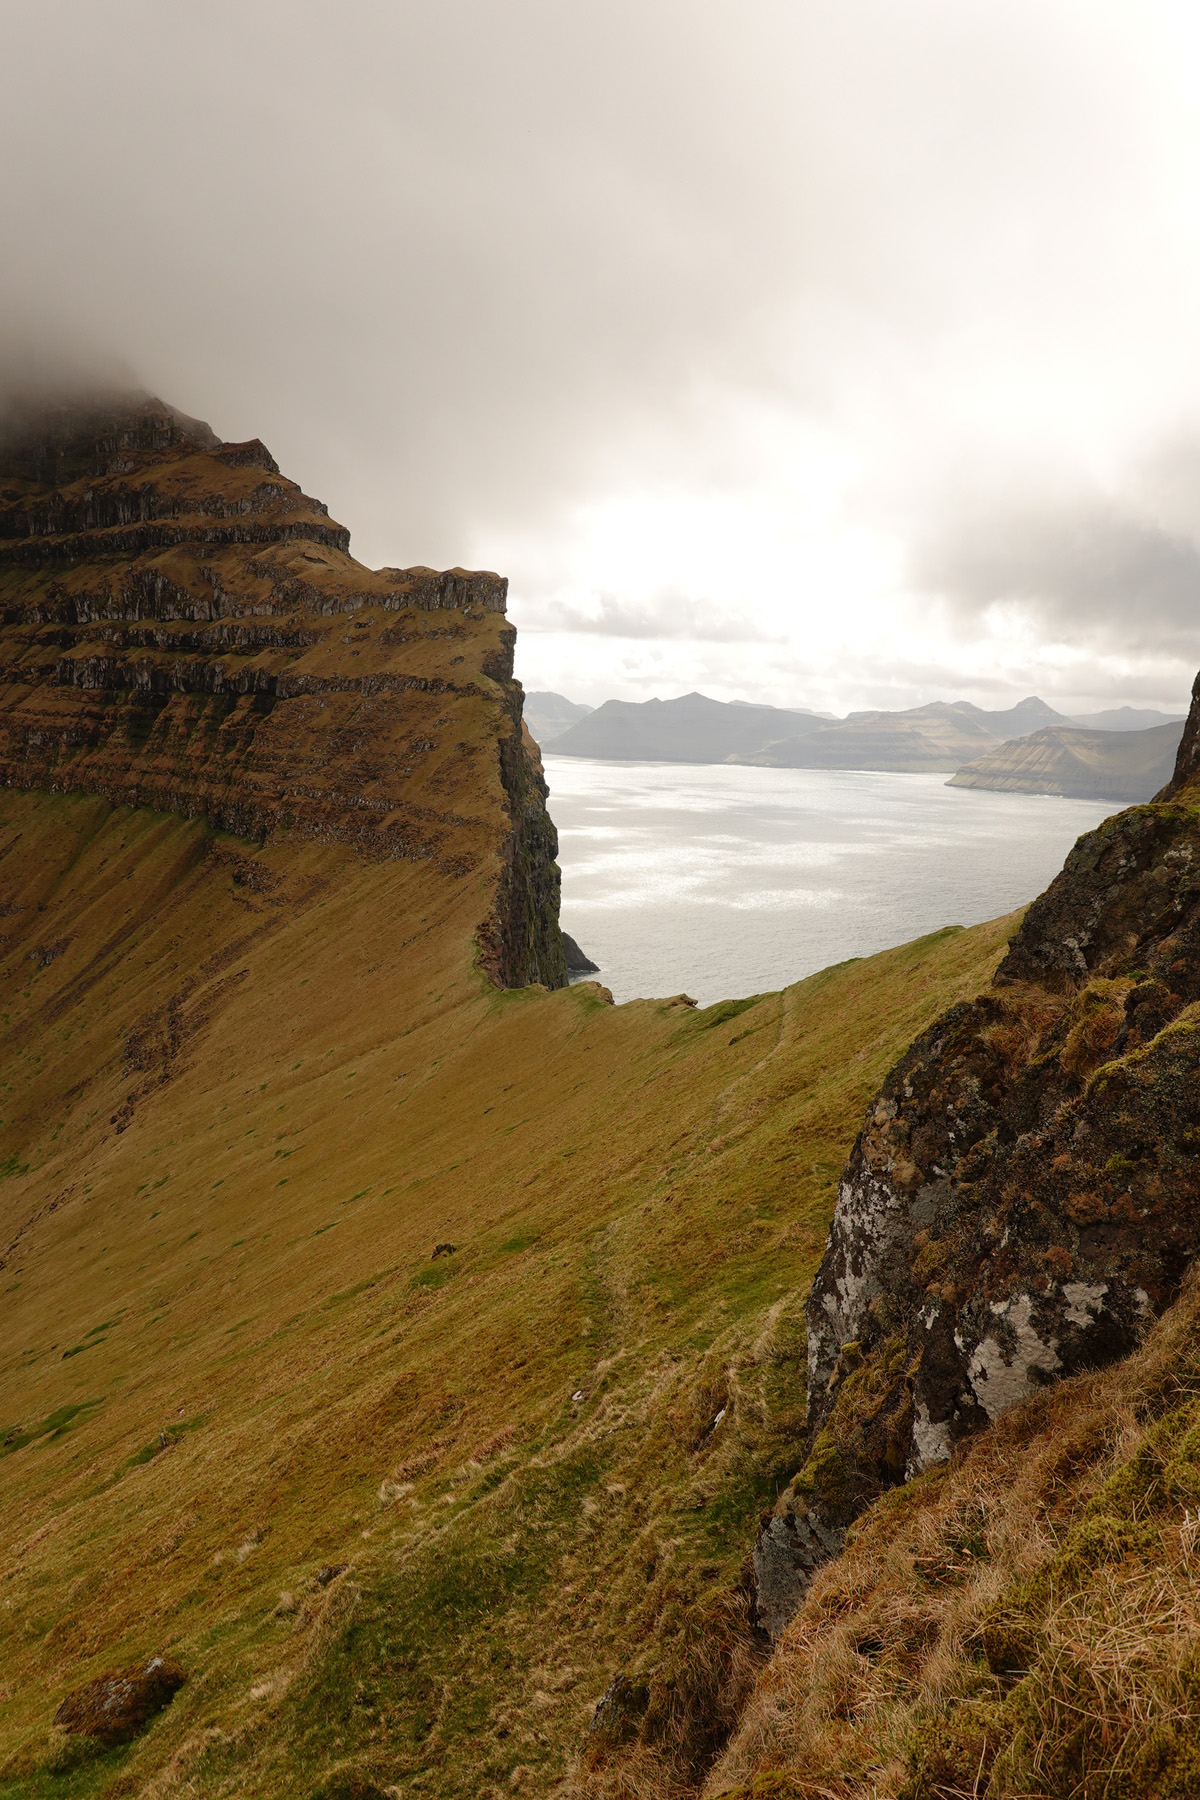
left=54, top=1654, right=186, bottom=1744
left=588, top=1671, right=650, bottom=1747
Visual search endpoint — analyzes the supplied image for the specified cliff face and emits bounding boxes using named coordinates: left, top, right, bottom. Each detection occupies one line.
left=0, top=394, right=566, bottom=989
left=1159, top=664, right=1200, bottom=799
left=755, top=674, right=1200, bottom=1632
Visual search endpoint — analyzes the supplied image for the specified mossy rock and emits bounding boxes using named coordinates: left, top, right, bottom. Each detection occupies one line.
left=791, top=1425, right=850, bottom=1513
left=53, top=1654, right=186, bottom=1745
left=587, top=1671, right=651, bottom=1748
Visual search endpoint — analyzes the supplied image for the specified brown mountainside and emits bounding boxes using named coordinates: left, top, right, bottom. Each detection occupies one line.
left=0, top=393, right=564, bottom=988
left=0, top=394, right=1055, bottom=1800
left=6, top=395, right=1200, bottom=1800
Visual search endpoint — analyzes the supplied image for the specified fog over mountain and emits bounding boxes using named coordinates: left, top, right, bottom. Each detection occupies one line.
left=4, top=1, right=1200, bottom=716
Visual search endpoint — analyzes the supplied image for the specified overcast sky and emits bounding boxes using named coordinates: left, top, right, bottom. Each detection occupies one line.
left=4, top=0, right=1200, bottom=714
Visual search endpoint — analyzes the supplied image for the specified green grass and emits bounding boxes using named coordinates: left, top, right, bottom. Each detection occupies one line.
left=1, top=1400, right=104, bottom=1458
left=0, top=790, right=1018, bottom=1799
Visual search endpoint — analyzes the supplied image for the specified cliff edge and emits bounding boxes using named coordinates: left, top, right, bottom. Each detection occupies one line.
left=0, top=392, right=566, bottom=987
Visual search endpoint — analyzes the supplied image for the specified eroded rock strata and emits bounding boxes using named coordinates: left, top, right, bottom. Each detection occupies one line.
left=0, top=393, right=566, bottom=988
left=756, top=683, right=1200, bottom=1631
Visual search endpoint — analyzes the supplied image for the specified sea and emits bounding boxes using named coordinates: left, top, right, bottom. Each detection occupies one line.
left=542, top=757, right=1114, bottom=1007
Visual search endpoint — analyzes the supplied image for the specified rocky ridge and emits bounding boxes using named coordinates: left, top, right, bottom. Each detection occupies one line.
left=755, top=666, right=1200, bottom=1632
left=0, top=393, right=566, bottom=987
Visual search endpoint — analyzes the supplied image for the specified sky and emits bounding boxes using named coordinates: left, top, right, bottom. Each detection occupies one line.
left=3, top=0, right=1200, bottom=716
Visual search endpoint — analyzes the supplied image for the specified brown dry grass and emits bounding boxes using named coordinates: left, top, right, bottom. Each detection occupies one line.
left=0, top=792, right=1015, bottom=1799
left=704, top=1273, right=1200, bottom=1800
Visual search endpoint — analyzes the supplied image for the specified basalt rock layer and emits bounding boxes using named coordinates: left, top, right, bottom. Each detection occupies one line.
left=755, top=673, right=1200, bottom=1633
left=0, top=393, right=565, bottom=988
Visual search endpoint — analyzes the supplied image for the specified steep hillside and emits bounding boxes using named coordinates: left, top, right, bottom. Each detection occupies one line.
left=708, top=1268, right=1200, bottom=1799
left=0, top=397, right=1024, bottom=1800
left=739, top=704, right=1000, bottom=774
left=523, top=693, right=594, bottom=747
left=1071, top=704, right=1186, bottom=731
left=949, top=719, right=1182, bottom=801
left=547, top=693, right=827, bottom=763
left=0, top=790, right=1013, bottom=1799
left=550, top=694, right=1073, bottom=774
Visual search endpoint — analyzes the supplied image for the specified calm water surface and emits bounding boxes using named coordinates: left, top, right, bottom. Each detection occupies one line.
left=543, top=757, right=1113, bottom=1006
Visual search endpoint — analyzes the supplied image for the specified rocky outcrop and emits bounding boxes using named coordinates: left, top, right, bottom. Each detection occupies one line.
left=1159, top=665, right=1200, bottom=800
left=755, top=686, right=1200, bottom=1631
left=0, top=394, right=565, bottom=989
left=54, top=1654, right=186, bottom=1744
left=480, top=717, right=569, bottom=989
left=562, top=931, right=599, bottom=974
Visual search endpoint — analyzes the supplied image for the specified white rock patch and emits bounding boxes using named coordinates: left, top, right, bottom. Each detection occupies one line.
left=1062, top=1281, right=1108, bottom=1328
left=908, top=1400, right=952, bottom=1475
left=967, top=1292, right=1061, bottom=1422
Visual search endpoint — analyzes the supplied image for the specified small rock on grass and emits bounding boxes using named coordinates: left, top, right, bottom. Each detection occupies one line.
left=54, top=1654, right=186, bottom=1744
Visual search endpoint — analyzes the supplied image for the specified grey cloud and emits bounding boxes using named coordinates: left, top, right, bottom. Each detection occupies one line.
left=0, top=0, right=839, bottom=565
left=515, top=592, right=783, bottom=643
left=0, top=3, right=1148, bottom=553
left=915, top=465, right=1200, bottom=658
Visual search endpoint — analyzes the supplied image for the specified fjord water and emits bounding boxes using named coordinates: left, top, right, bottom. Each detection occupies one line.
left=544, top=757, right=1113, bottom=1006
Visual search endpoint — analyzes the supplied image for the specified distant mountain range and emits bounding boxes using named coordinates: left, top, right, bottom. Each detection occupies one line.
left=526, top=688, right=1188, bottom=800
left=1069, top=705, right=1185, bottom=731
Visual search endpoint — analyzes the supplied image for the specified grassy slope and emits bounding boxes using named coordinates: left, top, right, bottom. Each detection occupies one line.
left=706, top=1275, right=1200, bottom=1800
left=0, top=790, right=1015, bottom=1800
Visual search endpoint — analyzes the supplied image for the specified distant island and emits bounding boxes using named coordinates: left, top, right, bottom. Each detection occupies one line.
left=528, top=688, right=1186, bottom=800
left=948, top=720, right=1184, bottom=802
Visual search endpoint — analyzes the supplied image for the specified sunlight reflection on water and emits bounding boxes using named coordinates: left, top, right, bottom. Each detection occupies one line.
left=543, top=758, right=1113, bottom=1006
